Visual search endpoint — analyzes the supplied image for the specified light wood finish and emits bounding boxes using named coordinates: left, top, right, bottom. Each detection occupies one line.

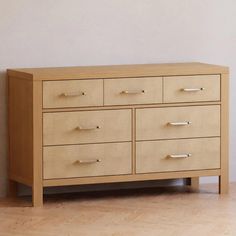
left=7, top=62, right=228, bottom=81
left=8, top=77, right=34, bottom=186
left=44, top=169, right=220, bottom=187
left=104, top=77, right=162, bottom=105
left=1, top=183, right=236, bottom=236
left=8, top=77, right=43, bottom=206
left=43, top=101, right=221, bottom=113
left=43, top=79, right=103, bottom=108
left=32, top=81, right=43, bottom=207
left=163, top=75, right=220, bottom=103
left=43, top=142, right=131, bottom=179
left=43, top=109, right=131, bottom=145
left=136, top=138, right=220, bottom=174
left=219, top=73, right=229, bottom=194
left=7, top=63, right=229, bottom=206
left=190, top=177, right=200, bottom=190
left=136, top=105, right=220, bottom=141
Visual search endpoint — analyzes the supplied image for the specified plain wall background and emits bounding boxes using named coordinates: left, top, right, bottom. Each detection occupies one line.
left=0, top=0, right=235, bottom=197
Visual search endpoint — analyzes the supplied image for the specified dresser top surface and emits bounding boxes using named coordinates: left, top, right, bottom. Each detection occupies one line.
left=7, top=62, right=229, bottom=81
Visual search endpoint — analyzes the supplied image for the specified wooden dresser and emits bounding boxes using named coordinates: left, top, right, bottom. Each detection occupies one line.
left=7, top=63, right=229, bottom=206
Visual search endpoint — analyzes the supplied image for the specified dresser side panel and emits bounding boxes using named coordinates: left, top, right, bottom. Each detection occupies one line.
left=8, top=76, right=34, bottom=186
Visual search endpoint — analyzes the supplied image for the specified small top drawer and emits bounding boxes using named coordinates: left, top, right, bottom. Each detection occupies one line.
left=163, top=75, right=220, bottom=103
left=43, top=79, right=103, bottom=108
left=104, top=77, right=162, bottom=105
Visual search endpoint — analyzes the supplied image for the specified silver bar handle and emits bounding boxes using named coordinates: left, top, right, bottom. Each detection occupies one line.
left=60, top=91, right=86, bottom=97
left=181, top=88, right=205, bottom=92
left=121, top=90, right=145, bottom=95
left=168, top=121, right=192, bottom=126
left=75, top=125, right=101, bottom=131
left=74, top=159, right=101, bottom=164
left=167, top=154, right=192, bottom=159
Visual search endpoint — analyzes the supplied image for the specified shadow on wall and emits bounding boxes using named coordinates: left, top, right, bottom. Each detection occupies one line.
left=0, top=70, right=7, bottom=197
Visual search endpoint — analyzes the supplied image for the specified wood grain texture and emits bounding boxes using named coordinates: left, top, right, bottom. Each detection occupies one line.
left=136, top=138, right=220, bottom=173
left=7, top=62, right=229, bottom=81
left=219, top=73, right=229, bottom=194
left=43, top=109, right=132, bottom=145
left=43, top=101, right=221, bottom=112
left=0, top=183, right=235, bottom=236
left=163, top=75, right=220, bottom=103
left=43, top=79, right=103, bottom=108
left=32, top=81, right=43, bottom=207
left=8, top=77, right=33, bottom=186
left=136, top=105, right=220, bottom=140
left=104, top=77, right=162, bottom=105
left=43, top=169, right=220, bottom=187
left=43, top=142, right=132, bottom=179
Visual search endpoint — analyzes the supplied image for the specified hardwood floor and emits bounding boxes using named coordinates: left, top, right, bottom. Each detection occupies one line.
left=0, top=183, right=236, bottom=236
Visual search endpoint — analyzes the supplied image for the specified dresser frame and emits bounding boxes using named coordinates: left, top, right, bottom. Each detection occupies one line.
left=7, top=63, right=229, bottom=206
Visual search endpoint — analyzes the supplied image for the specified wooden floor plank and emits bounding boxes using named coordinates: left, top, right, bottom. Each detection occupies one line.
left=0, top=183, right=236, bottom=236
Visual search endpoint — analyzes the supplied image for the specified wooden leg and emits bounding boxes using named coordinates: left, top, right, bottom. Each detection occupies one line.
left=184, top=177, right=199, bottom=190
left=219, top=175, right=228, bottom=194
left=32, top=184, right=43, bottom=207
left=190, top=177, right=199, bottom=190
left=7, top=179, right=18, bottom=198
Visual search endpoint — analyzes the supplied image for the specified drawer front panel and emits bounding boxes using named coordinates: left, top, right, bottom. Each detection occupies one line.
left=164, top=75, right=220, bottom=103
left=104, top=77, right=162, bottom=105
left=136, top=138, right=220, bottom=174
left=43, top=142, right=131, bottom=179
left=136, top=105, right=220, bottom=140
left=43, top=109, right=131, bottom=145
left=43, top=80, right=103, bottom=108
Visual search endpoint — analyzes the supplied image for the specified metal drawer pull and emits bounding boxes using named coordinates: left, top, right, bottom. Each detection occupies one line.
left=60, top=91, right=86, bottom=97
left=181, top=88, right=205, bottom=92
left=75, top=125, right=101, bottom=131
left=168, top=121, right=192, bottom=126
left=74, top=159, right=101, bottom=164
left=121, top=90, right=145, bottom=94
left=167, top=154, right=192, bottom=159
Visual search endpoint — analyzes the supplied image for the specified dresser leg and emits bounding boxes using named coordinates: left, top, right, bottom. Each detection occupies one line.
left=190, top=177, right=199, bottom=190
left=32, top=185, right=43, bottom=207
left=7, top=179, right=18, bottom=198
left=219, top=175, right=228, bottom=194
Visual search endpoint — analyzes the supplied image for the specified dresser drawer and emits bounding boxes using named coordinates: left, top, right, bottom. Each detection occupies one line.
left=136, top=138, right=220, bottom=174
left=136, top=105, right=220, bottom=140
left=104, top=77, right=162, bottom=105
left=43, top=80, right=103, bottom=108
left=43, top=142, right=131, bottom=179
left=43, top=109, right=131, bottom=145
left=163, top=75, right=220, bottom=103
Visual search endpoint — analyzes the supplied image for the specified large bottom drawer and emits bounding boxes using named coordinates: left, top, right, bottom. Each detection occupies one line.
left=136, top=138, right=220, bottom=174
left=43, top=142, right=131, bottom=179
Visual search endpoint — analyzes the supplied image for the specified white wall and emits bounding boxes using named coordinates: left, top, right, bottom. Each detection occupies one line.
left=0, top=0, right=235, bottom=197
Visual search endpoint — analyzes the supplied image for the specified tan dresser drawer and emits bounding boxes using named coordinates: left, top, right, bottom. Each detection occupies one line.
left=136, top=138, right=220, bottom=174
left=43, top=80, right=103, bottom=108
left=104, top=77, right=162, bottom=105
left=43, top=142, right=131, bottom=179
left=43, top=109, right=131, bottom=145
left=163, top=75, right=220, bottom=103
left=136, top=105, right=220, bottom=140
